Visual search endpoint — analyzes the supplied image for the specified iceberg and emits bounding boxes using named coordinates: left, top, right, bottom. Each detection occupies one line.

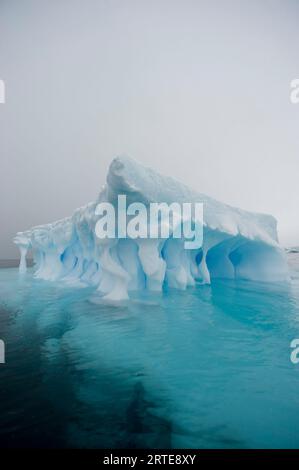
left=14, top=156, right=289, bottom=300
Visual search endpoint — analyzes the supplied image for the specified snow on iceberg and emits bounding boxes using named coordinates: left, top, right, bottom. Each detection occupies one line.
left=14, top=156, right=289, bottom=300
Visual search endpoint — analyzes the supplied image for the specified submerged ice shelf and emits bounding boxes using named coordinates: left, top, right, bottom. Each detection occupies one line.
left=14, top=157, right=289, bottom=300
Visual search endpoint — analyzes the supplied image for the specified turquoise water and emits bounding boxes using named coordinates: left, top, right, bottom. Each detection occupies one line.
left=0, top=255, right=299, bottom=449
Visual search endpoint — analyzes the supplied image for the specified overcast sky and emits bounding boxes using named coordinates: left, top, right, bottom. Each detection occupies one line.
left=0, top=0, right=298, bottom=258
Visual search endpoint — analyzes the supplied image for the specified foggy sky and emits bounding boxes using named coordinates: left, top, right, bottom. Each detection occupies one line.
left=0, top=0, right=299, bottom=258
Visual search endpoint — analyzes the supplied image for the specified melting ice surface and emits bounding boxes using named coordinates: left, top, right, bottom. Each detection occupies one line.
left=0, top=255, right=299, bottom=448
left=14, top=157, right=289, bottom=302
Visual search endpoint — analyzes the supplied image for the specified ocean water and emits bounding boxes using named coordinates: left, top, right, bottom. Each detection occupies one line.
left=0, top=254, right=299, bottom=449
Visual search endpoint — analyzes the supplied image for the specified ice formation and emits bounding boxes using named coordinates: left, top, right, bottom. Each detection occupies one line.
left=14, top=157, right=289, bottom=300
